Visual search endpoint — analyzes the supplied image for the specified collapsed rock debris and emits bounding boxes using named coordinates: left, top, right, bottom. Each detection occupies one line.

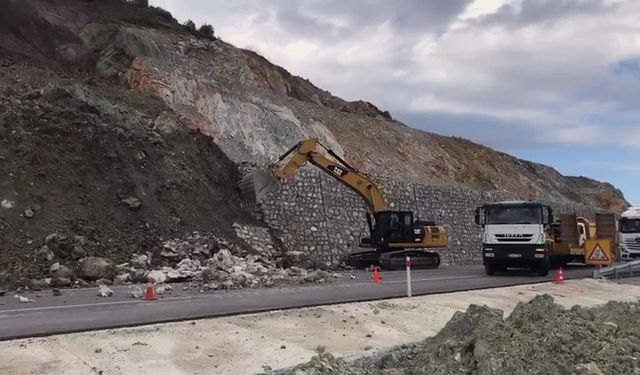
left=275, top=295, right=640, bottom=375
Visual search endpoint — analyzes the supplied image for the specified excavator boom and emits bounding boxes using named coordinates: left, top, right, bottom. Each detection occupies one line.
left=241, top=139, right=388, bottom=213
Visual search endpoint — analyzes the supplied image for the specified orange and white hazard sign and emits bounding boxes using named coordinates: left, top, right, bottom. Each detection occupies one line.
left=585, top=239, right=614, bottom=266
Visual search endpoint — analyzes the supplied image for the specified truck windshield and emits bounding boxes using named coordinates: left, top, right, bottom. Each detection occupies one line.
left=485, top=206, right=542, bottom=225
left=620, top=219, right=640, bottom=233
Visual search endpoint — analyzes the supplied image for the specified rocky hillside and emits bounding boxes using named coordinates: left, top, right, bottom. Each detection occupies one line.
left=0, top=1, right=628, bottom=283
left=5, top=0, right=625, bottom=208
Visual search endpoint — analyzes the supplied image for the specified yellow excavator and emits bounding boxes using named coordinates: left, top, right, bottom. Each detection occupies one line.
left=240, top=138, right=448, bottom=269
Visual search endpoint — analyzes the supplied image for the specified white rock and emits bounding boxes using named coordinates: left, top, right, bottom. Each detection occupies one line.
left=221, top=280, right=234, bottom=289
left=129, top=286, right=144, bottom=299
left=287, top=267, right=307, bottom=277
left=192, top=244, right=210, bottom=256
left=253, top=265, right=269, bottom=276
left=38, top=245, right=55, bottom=261
left=1, top=199, right=15, bottom=209
left=165, top=269, right=183, bottom=282
left=97, top=285, right=113, bottom=297
left=131, top=254, right=149, bottom=267
left=146, top=270, right=167, bottom=284
left=114, top=273, right=130, bottom=285
left=15, top=295, right=33, bottom=303
left=156, top=284, right=173, bottom=295
left=177, top=258, right=200, bottom=271
left=160, top=249, right=178, bottom=258
left=213, top=249, right=233, bottom=266
left=454, top=352, right=462, bottom=363
left=116, top=263, right=130, bottom=271
left=50, top=262, right=61, bottom=273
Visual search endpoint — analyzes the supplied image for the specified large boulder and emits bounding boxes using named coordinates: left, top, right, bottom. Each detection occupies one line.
left=79, top=257, right=115, bottom=281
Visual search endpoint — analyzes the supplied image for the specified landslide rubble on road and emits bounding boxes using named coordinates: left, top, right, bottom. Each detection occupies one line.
left=276, top=295, right=640, bottom=375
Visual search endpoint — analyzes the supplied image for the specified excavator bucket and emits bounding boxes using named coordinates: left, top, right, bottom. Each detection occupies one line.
left=239, top=169, right=277, bottom=204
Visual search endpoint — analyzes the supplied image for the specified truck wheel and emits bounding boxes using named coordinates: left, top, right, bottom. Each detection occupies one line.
left=535, top=260, right=550, bottom=276
left=484, top=262, right=496, bottom=276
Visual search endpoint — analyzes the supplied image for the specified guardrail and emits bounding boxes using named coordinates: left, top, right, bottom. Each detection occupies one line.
left=593, top=260, right=640, bottom=280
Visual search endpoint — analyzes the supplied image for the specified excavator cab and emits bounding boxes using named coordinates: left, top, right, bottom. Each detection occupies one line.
left=370, top=211, right=418, bottom=244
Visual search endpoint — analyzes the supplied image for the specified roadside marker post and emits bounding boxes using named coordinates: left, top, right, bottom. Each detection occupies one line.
left=406, top=256, right=412, bottom=298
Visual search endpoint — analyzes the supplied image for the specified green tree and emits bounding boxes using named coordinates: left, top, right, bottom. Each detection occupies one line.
left=197, top=24, right=215, bottom=40
left=183, top=19, right=196, bottom=33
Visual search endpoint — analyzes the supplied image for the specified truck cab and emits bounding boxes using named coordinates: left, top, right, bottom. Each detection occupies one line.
left=475, top=201, right=553, bottom=276
left=620, top=207, right=640, bottom=260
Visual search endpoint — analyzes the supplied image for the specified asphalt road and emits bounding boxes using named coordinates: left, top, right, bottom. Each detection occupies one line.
left=0, top=265, right=594, bottom=341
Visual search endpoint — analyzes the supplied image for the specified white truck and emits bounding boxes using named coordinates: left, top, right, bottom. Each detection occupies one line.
left=475, top=201, right=553, bottom=276
left=619, top=207, right=640, bottom=260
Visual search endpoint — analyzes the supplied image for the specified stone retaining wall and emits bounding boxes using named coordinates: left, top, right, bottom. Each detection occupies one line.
left=258, top=170, right=600, bottom=269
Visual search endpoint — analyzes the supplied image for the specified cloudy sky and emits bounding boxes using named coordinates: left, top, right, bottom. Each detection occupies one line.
left=151, top=0, right=640, bottom=205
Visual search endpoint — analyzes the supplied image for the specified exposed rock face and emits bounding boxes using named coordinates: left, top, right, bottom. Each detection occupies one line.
left=243, top=50, right=392, bottom=120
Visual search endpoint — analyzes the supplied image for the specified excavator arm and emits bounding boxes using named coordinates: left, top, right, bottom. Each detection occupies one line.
left=269, top=139, right=388, bottom=213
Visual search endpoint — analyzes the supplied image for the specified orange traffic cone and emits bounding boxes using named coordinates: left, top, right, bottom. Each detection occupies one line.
left=555, top=267, right=564, bottom=284
left=372, top=266, right=381, bottom=284
left=144, top=278, right=156, bottom=300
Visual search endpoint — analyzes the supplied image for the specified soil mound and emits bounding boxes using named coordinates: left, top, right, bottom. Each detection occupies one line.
left=282, top=295, right=640, bottom=375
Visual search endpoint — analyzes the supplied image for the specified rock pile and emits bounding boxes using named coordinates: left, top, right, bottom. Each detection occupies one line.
left=277, top=295, right=640, bottom=375
left=16, top=229, right=338, bottom=293
left=137, top=232, right=340, bottom=290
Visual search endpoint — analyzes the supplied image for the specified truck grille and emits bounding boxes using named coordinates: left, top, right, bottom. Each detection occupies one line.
left=623, top=238, right=640, bottom=252
left=495, top=234, right=534, bottom=242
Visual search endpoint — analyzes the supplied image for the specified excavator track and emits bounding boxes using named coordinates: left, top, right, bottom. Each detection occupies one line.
left=348, top=249, right=441, bottom=270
